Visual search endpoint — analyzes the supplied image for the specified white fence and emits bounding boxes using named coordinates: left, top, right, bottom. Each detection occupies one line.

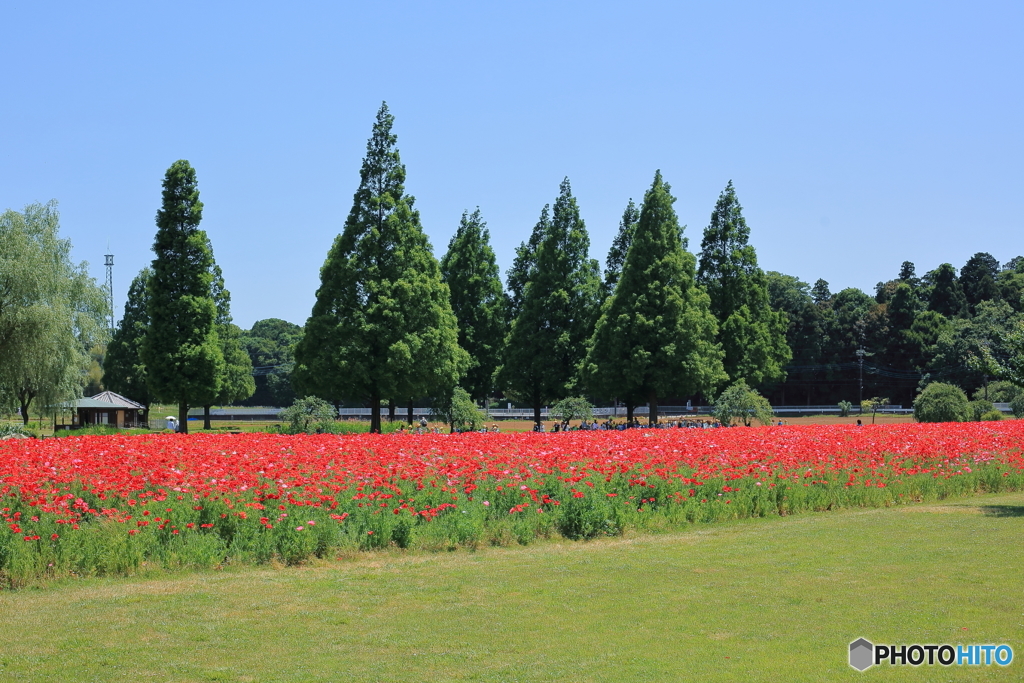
left=192, top=404, right=947, bottom=420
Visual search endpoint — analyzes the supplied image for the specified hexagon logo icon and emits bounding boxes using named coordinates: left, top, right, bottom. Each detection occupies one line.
left=849, top=638, right=874, bottom=671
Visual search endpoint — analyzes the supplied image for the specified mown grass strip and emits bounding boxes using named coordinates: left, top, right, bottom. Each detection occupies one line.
left=1, top=491, right=1021, bottom=682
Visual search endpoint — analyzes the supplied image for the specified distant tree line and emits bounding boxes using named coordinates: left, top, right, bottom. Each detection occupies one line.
left=765, top=254, right=1024, bottom=408
left=16, top=103, right=1022, bottom=429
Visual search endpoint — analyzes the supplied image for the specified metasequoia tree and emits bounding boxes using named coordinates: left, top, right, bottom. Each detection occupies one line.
left=293, top=103, right=467, bottom=433
left=497, top=178, right=601, bottom=426
left=142, top=160, right=224, bottom=433
left=584, top=171, right=724, bottom=424
left=697, top=181, right=790, bottom=389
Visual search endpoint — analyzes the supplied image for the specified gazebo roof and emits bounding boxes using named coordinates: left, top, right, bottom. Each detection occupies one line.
left=57, top=392, right=146, bottom=410
left=67, top=398, right=123, bottom=409
left=89, top=391, right=145, bottom=410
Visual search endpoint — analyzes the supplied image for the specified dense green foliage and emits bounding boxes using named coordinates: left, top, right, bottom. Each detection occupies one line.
left=240, top=319, right=302, bottom=407
left=440, top=209, right=506, bottom=403
left=1011, top=394, right=1024, bottom=418
left=0, top=202, right=108, bottom=423
left=279, top=396, right=336, bottom=434
left=141, top=161, right=224, bottom=433
left=712, top=382, right=774, bottom=426
left=968, top=399, right=996, bottom=422
left=975, top=380, right=1023, bottom=403
left=496, top=178, right=601, bottom=425
left=928, top=263, right=968, bottom=318
left=293, top=103, right=468, bottom=432
left=549, top=396, right=595, bottom=423
left=584, top=172, right=724, bottom=423
left=913, top=382, right=969, bottom=423
left=697, top=181, right=790, bottom=388
left=430, top=386, right=486, bottom=432
left=601, top=198, right=640, bottom=297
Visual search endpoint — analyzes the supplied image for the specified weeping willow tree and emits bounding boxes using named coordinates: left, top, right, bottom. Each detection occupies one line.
left=0, top=201, right=109, bottom=423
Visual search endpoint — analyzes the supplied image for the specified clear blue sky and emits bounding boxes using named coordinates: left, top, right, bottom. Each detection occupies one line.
left=3, top=1, right=1022, bottom=329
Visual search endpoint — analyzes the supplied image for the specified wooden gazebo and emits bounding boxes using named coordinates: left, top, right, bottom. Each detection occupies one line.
left=57, top=391, right=147, bottom=429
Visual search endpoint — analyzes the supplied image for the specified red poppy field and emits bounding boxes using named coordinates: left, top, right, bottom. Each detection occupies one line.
left=2, top=422, right=1023, bottom=587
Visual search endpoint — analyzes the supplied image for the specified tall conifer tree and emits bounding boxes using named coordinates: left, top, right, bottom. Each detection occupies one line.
left=496, top=178, right=601, bottom=426
left=506, top=207, right=549, bottom=319
left=440, top=209, right=506, bottom=403
left=293, top=103, right=467, bottom=433
left=697, top=181, right=790, bottom=388
left=928, top=263, right=968, bottom=318
left=602, top=198, right=640, bottom=297
left=959, top=252, right=1001, bottom=312
left=142, top=160, right=224, bottom=433
left=584, top=172, right=725, bottom=424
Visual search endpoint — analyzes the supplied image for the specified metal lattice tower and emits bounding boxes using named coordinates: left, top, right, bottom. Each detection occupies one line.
left=104, top=253, right=114, bottom=333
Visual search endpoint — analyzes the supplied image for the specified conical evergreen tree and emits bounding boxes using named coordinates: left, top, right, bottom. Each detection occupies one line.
left=104, top=268, right=152, bottom=410
left=584, top=171, right=725, bottom=424
left=506, top=206, right=549, bottom=319
left=959, top=252, right=1001, bottom=312
left=602, top=198, right=640, bottom=297
left=440, top=209, right=506, bottom=403
left=142, top=160, right=224, bottom=433
left=496, top=178, right=601, bottom=426
left=928, top=263, right=968, bottom=318
left=697, top=181, right=790, bottom=388
left=293, top=103, right=468, bottom=433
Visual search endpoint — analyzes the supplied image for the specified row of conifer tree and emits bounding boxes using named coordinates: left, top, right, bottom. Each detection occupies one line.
left=103, top=103, right=1024, bottom=431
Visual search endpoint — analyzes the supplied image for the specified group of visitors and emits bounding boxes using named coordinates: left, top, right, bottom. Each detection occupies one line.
left=388, top=416, right=766, bottom=434
left=535, top=418, right=722, bottom=432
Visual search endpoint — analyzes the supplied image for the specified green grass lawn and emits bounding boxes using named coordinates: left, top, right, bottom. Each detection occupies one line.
left=1, top=492, right=1021, bottom=682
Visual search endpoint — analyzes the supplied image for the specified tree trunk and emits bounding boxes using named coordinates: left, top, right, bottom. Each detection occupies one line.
left=178, top=400, right=189, bottom=434
left=18, top=389, right=33, bottom=425
left=370, top=391, right=381, bottom=433
left=533, top=394, right=542, bottom=429
left=649, top=392, right=659, bottom=426
left=388, top=399, right=396, bottom=423
left=203, top=405, right=212, bottom=430
left=626, top=403, right=634, bottom=424
left=407, top=399, right=414, bottom=426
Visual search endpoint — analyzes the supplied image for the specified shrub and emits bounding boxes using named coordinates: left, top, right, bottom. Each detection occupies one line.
left=550, top=396, right=595, bottom=423
left=0, top=423, right=26, bottom=438
left=713, top=382, right=774, bottom=426
left=913, top=382, right=970, bottom=423
left=973, top=381, right=1023, bottom=403
left=430, top=387, right=485, bottom=432
left=1011, top=394, right=1024, bottom=419
left=968, top=399, right=996, bottom=422
left=279, top=397, right=335, bottom=434
left=837, top=401, right=853, bottom=417
left=981, top=410, right=1003, bottom=421
left=860, top=397, right=890, bottom=424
